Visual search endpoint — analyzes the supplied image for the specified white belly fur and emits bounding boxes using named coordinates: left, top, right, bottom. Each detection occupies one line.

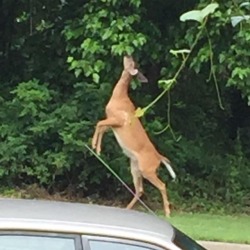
left=112, top=129, right=137, bottom=161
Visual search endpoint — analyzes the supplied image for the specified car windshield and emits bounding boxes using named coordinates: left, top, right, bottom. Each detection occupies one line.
left=172, top=227, right=207, bottom=250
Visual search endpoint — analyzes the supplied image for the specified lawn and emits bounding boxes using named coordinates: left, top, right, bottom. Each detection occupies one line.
left=166, top=212, right=250, bottom=244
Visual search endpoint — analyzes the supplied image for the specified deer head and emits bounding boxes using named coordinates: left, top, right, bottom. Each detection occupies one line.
left=123, top=55, right=148, bottom=83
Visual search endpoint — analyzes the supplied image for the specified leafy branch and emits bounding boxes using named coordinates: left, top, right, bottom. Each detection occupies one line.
left=231, top=1, right=250, bottom=27
left=134, top=3, right=222, bottom=139
left=135, top=3, right=219, bottom=120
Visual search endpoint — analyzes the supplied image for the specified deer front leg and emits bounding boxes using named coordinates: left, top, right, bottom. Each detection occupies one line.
left=92, top=117, right=123, bottom=154
left=95, top=126, right=108, bottom=155
left=92, top=127, right=101, bottom=151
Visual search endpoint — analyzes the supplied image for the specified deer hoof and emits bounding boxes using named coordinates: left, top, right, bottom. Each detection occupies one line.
left=91, top=141, right=96, bottom=149
left=96, top=148, right=101, bottom=155
left=165, top=207, right=171, bottom=218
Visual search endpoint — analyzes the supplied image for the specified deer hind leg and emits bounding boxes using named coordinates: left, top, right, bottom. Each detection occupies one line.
left=145, top=173, right=170, bottom=217
left=138, top=157, right=171, bottom=217
left=126, top=159, right=144, bottom=209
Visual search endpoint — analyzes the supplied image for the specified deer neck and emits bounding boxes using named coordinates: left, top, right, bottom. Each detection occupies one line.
left=111, top=70, right=132, bottom=98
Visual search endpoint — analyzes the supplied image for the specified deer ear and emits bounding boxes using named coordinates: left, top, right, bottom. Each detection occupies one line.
left=128, top=68, right=138, bottom=76
left=136, top=71, right=148, bottom=83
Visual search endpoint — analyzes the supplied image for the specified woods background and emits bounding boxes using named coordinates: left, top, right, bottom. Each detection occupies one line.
left=0, top=0, right=249, bottom=213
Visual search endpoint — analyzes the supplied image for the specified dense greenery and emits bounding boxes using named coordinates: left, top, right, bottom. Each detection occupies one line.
left=0, top=0, right=249, bottom=213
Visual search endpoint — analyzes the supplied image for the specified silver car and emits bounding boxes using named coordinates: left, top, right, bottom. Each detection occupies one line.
left=0, top=198, right=206, bottom=250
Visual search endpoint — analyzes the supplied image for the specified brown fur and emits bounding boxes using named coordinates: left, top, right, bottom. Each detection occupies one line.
left=92, top=56, right=176, bottom=216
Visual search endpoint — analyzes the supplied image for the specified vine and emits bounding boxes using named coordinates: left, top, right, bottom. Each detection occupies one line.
left=135, top=3, right=221, bottom=136
left=205, top=27, right=224, bottom=110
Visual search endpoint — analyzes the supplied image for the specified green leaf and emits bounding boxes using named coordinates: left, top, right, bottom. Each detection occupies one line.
left=240, top=2, right=250, bottom=8
left=201, top=3, right=219, bottom=18
left=94, top=60, right=105, bottom=72
left=102, top=29, right=112, bottom=41
left=231, top=15, right=250, bottom=27
left=180, top=3, right=219, bottom=23
left=67, top=56, right=74, bottom=63
left=180, top=10, right=204, bottom=23
left=93, top=73, right=100, bottom=83
left=219, top=53, right=226, bottom=63
left=125, top=46, right=135, bottom=55
left=74, top=69, right=82, bottom=78
left=131, top=81, right=137, bottom=90
left=132, top=40, right=139, bottom=47
left=134, top=107, right=146, bottom=117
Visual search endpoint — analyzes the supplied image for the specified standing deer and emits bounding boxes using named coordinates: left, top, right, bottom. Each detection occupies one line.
left=92, top=55, right=176, bottom=217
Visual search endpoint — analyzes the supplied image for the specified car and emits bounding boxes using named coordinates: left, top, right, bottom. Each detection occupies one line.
left=0, top=198, right=207, bottom=250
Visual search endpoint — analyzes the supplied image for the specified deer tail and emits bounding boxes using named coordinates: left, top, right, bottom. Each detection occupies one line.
left=160, top=156, right=176, bottom=180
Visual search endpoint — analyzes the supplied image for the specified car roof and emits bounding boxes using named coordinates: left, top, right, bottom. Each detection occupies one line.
left=0, top=198, right=177, bottom=249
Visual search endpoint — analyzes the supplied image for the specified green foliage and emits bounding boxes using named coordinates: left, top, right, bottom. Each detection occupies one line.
left=0, top=0, right=249, bottom=213
left=231, top=1, right=250, bottom=26
left=180, top=3, right=219, bottom=23
left=63, top=0, right=147, bottom=82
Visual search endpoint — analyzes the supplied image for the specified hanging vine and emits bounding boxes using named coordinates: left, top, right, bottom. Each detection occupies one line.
left=135, top=3, right=221, bottom=136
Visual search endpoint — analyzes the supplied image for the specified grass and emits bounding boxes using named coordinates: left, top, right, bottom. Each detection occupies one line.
left=166, top=212, right=250, bottom=244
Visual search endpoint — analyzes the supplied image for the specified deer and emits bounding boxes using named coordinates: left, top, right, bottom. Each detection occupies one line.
left=91, top=55, right=176, bottom=217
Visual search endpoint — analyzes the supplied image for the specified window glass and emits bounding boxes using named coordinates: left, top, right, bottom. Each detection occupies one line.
left=89, top=240, right=156, bottom=250
left=173, top=228, right=206, bottom=250
left=0, top=235, right=75, bottom=250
